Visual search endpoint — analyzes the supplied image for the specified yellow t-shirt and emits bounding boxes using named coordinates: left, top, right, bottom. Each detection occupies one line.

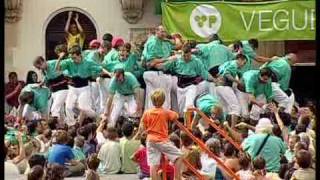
left=67, top=33, right=85, bottom=50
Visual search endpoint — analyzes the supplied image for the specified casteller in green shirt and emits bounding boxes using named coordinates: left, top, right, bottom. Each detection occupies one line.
left=241, top=69, right=273, bottom=102
left=195, top=94, right=225, bottom=121
left=102, top=48, right=119, bottom=72
left=142, top=35, right=173, bottom=62
left=21, top=84, right=50, bottom=114
left=108, top=71, right=140, bottom=96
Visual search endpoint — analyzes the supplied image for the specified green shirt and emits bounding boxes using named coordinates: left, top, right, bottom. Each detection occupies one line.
left=164, top=55, right=209, bottom=80
left=119, top=137, right=140, bottom=173
left=196, top=94, right=220, bottom=117
left=142, top=35, right=173, bottom=62
left=102, top=48, right=119, bottom=72
left=242, top=70, right=273, bottom=101
left=242, top=40, right=257, bottom=60
left=117, top=53, right=144, bottom=78
left=72, top=147, right=86, bottom=161
left=109, top=72, right=140, bottom=95
left=263, top=57, right=291, bottom=91
left=42, top=60, right=66, bottom=82
left=284, top=149, right=294, bottom=162
left=21, top=84, right=50, bottom=113
left=59, top=57, right=103, bottom=78
left=242, top=134, right=285, bottom=173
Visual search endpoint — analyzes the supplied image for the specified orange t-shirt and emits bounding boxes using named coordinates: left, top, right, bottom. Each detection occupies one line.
left=142, top=107, right=178, bottom=142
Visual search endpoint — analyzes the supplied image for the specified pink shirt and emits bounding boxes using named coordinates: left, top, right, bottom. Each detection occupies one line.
left=134, top=147, right=150, bottom=175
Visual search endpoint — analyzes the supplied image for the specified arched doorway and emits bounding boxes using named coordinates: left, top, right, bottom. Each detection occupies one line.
left=45, top=10, right=97, bottom=60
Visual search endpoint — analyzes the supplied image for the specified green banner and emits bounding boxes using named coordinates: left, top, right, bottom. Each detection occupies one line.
left=162, top=1, right=315, bottom=41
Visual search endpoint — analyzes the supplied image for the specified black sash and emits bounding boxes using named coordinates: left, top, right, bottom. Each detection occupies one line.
left=209, top=65, right=220, bottom=78
left=70, top=76, right=89, bottom=88
left=177, top=75, right=204, bottom=89
left=46, top=75, right=69, bottom=92
left=270, top=70, right=278, bottom=82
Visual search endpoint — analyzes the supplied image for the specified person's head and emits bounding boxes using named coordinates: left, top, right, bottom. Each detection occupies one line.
left=235, top=53, right=247, bottom=68
left=223, top=143, right=237, bottom=157
left=89, top=39, right=101, bottom=49
left=68, top=45, right=82, bottom=64
left=87, top=153, right=100, bottom=171
left=248, top=38, right=259, bottom=50
left=299, top=133, right=310, bottom=148
left=180, top=131, right=193, bottom=147
left=27, top=165, right=44, bottom=180
left=192, top=127, right=203, bottom=140
left=278, top=112, right=292, bottom=127
left=208, top=34, right=222, bottom=44
left=39, top=119, right=49, bottom=131
left=19, top=91, right=34, bottom=105
left=66, top=136, right=74, bottom=148
left=74, top=136, right=85, bottom=148
left=77, top=125, right=93, bottom=141
left=54, top=44, right=68, bottom=56
left=294, top=142, right=308, bottom=155
left=182, top=43, right=192, bottom=62
left=48, top=116, right=58, bottom=130
left=28, top=154, right=46, bottom=168
left=124, top=42, right=132, bottom=52
left=295, top=123, right=307, bottom=135
left=112, top=37, right=125, bottom=50
left=211, top=105, right=223, bottom=120
left=286, top=53, right=298, bottom=65
left=69, top=23, right=79, bottom=35
left=155, top=25, right=167, bottom=39
left=55, top=130, right=68, bottom=144
left=102, top=33, right=113, bottom=43
left=26, top=71, right=38, bottom=84
left=106, top=127, right=118, bottom=140
left=27, top=120, right=43, bottom=135
left=202, top=131, right=213, bottom=143
left=259, top=68, right=272, bottom=84
left=272, top=124, right=282, bottom=139
left=99, top=41, right=112, bottom=56
left=206, top=138, right=221, bottom=155
left=114, top=65, right=125, bottom=83
left=239, top=152, right=251, bottom=170
left=252, top=156, right=266, bottom=173
left=233, top=40, right=243, bottom=52
left=255, top=118, right=273, bottom=134
left=295, top=150, right=312, bottom=168
left=122, top=122, right=134, bottom=138
left=8, top=72, right=18, bottom=83
left=119, top=45, right=129, bottom=60
left=288, top=135, right=300, bottom=151
left=151, top=89, right=166, bottom=108
left=45, top=163, right=64, bottom=180
left=169, top=133, right=180, bottom=148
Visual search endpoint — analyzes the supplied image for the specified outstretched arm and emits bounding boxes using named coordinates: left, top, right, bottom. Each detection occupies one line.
left=64, top=11, right=72, bottom=33
left=74, top=13, right=84, bottom=35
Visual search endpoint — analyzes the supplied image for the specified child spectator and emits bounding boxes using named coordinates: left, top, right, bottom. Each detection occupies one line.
left=97, top=127, right=121, bottom=174
left=73, top=136, right=86, bottom=162
left=235, top=152, right=254, bottom=180
left=285, top=135, right=300, bottom=162
left=27, top=165, right=44, bottom=180
left=65, top=11, right=85, bottom=50
left=86, top=153, right=100, bottom=180
left=120, top=122, right=141, bottom=174
left=291, top=150, right=315, bottom=180
left=137, top=89, right=182, bottom=180
left=131, top=133, right=150, bottom=179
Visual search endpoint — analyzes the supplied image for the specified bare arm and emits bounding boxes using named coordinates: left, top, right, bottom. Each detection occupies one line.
left=12, top=132, right=25, bottom=164
left=55, top=52, right=66, bottom=72
left=64, top=11, right=72, bottom=33
left=248, top=94, right=264, bottom=108
left=134, top=88, right=142, bottom=115
left=74, top=13, right=84, bottom=35
left=104, top=94, right=114, bottom=118
left=254, top=55, right=272, bottom=63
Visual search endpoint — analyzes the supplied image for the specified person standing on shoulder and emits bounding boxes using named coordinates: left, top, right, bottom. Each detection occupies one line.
left=65, top=11, right=85, bottom=50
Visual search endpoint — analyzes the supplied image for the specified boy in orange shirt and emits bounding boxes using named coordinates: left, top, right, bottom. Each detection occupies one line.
left=137, top=89, right=182, bottom=180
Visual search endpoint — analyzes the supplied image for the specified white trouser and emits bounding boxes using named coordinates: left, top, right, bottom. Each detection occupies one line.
left=271, top=82, right=292, bottom=113
left=65, top=86, right=95, bottom=126
left=234, top=89, right=250, bottom=118
left=109, top=93, right=137, bottom=128
left=98, top=77, right=111, bottom=114
left=177, top=85, right=197, bottom=117
left=197, top=81, right=210, bottom=95
left=171, top=76, right=179, bottom=113
left=22, top=104, right=42, bottom=121
left=143, top=71, right=172, bottom=110
left=250, top=94, right=267, bottom=121
left=50, top=89, right=68, bottom=120
left=287, top=91, right=295, bottom=114
left=208, top=82, right=217, bottom=96
left=215, top=86, right=241, bottom=116
left=90, top=81, right=101, bottom=113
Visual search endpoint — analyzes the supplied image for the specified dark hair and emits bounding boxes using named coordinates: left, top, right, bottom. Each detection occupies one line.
left=224, top=143, right=237, bottom=157
left=66, top=136, right=74, bottom=148
left=47, top=117, right=58, bottom=130
left=54, top=44, right=68, bottom=55
left=248, top=38, right=259, bottom=49
left=77, top=125, right=93, bottom=140
left=45, top=163, right=64, bottom=180
left=8, top=72, right=18, bottom=79
left=188, top=40, right=197, bottom=49
left=169, top=133, right=180, bottom=148
left=28, top=154, right=46, bottom=168
left=278, top=112, right=291, bottom=126
left=209, top=34, right=223, bottom=44
left=253, top=156, right=266, bottom=170
left=55, top=130, right=68, bottom=144
left=295, top=124, right=307, bottom=134
left=296, top=150, right=312, bottom=168
left=192, top=128, right=202, bottom=140
left=27, top=165, right=44, bottom=180
left=124, top=42, right=131, bottom=52
left=27, top=120, right=40, bottom=135
left=87, top=153, right=100, bottom=171
left=180, top=131, right=193, bottom=147
left=122, top=122, right=134, bottom=138
left=239, top=152, right=251, bottom=170
left=259, top=68, right=272, bottom=77
left=19, top=91, right=34, bottom=105
left=103, top=41, right=112, bottom=51
left=300, top=116, right=311, bottom=127
left=68, top=45, right=82, bottom=55
left=233, top=40, right=243, bottom=50
left=272, top=124, right=283, bottom=140
left=140, top=133, right=147, bottom=146
left=26, top=71, right=38, bottom=85
left=106, top=127, right=118, bottom=140
left=68, top=125, right=78, bottom=138
left=202, top=131, right=213, bottom=143
left=182, top=43, right=192, bottom=54
left=103, top=33, right=113, bottom=42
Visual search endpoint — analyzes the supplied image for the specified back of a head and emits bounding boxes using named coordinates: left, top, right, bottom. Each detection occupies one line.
left=224, top=143, right=237, bottom=157
left=180, top=131, right=193, bottom=147
left=103, top=33, right=113, bottom=43
left=259, top=68, right=272, bottom=77
left=253, top=156, right=266, bottom=170
left=27, top=165, right=44, bottom=180
left=295, top=123, right=307, bottom=135
left=55, top=130, right=68, bottom=144
left=87, top=153, right=100, bottom=171
left=29, top=154, right=46, bottom=168
left=151, top=89, right=165, bottom=107
left=107, top=127, right=118, bottom=140
left=74, top=135, right=85, bottom=148
left=206, top=138, right=221, bottom=154
left=299, top=133, right=310, bottom=147
left=77, top=125, right=92, bottom=140
left=68, top=45, right=82, bottom=55
left=122, top=122, right=134, bottom=138
left=239, top=152, right=251, bottom=170
left=295, top=150, right=311, bottom=168
left=248, top=38, right=259, bottom=49
left=46, top=163, right=64, bottom=180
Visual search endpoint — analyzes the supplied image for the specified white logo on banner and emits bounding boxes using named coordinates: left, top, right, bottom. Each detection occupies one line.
left=190, top=5, right=222, bottom=38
